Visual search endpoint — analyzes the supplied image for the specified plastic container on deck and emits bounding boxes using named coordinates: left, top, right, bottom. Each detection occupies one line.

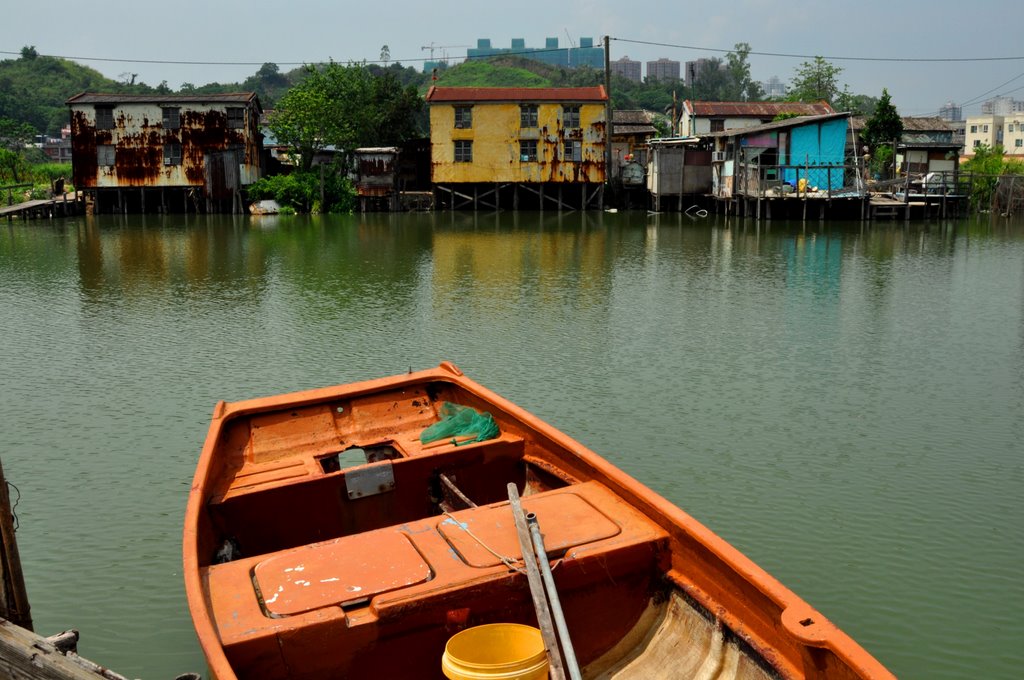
left=441, top=623, right=549, bottom=680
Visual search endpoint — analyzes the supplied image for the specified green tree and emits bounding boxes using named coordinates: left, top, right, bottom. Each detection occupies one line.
left=269, top=61, right=423, bottom=172
left=861, top=88, right=903, bottom=151
left=724, top=43, right=763, bottom=101
left=789, top=56, right=843, bottom=104
left=0, top=117, right=37, bottom=182
left=961, top=143, right=1020, bottom=208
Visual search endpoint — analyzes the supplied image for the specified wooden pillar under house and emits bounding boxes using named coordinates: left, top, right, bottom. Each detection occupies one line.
left=0, top=457, right=31, bottom=631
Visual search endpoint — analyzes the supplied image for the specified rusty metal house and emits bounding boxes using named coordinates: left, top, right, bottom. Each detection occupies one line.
left=66, top=92, right=263, bottom=214
left=425, top=86, right=608, bottom=210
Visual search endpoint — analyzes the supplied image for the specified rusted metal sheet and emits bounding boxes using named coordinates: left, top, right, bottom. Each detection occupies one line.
left=66, top=93, right=262, bottom=194
left=354, top=147, right=400, bottom=196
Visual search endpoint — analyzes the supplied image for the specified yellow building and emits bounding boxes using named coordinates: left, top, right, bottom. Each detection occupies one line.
left=425, top=86, right=608, bottom=210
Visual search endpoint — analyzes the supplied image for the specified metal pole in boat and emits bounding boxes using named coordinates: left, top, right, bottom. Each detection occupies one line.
left=527, top=512, right=582, bottom=680
left=507, top=483, right=567, bottom=680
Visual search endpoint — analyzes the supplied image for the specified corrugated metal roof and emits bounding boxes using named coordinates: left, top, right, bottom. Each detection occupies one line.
left=686, top=101, right=833, bottom=117
left=66, top=92, right=260, bottom=108
left=613, top=109, right=658, bottom=135
left=425, top=86, right=607, bottom=103
left=848, top=115, right=953, bottom=132
left=700, top=112, right=850, bottom=138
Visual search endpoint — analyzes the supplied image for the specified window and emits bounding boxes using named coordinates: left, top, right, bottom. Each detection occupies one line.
left=97, top=144, right=115, bottom=166
left=983, top=124, right=989, bottom=133
left=710, top=119, right=725, bottom=132
left=1017, top=139, right=1023, bottom=148
left=973, top=139, right=981, bottom=148
left=520, top=104, right=538, bottom=128
left=162, top=107, right=180, bottom=130
left=164, top=142, right=182, bottom=165
left=519, top=139, right=538, bottom=162
left=454, top=140, right=473, bottom=162
left=563, top=105, right=580, bottom=129
left=454, top=106, right=472, bottom=129
left=95, top=106, right=114, bottom=130
left=970, top=125, right=978, bottom=133
left=563, top=140, right=582, bottom=162
left=226, top=107, right=245, bottom=128
left=1008, top=124, right=1015, bottom=132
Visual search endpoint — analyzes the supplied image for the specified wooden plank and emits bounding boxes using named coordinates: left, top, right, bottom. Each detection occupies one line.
left=0, top=620, right=123, bottom=680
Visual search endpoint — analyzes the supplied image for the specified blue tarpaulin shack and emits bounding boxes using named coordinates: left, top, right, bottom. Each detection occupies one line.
left=706, top=113, right=854, bottom=198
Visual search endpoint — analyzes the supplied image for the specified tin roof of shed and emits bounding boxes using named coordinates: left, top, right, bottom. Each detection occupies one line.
left=686, top=101, right=833, bottom=117
left=425, top=86, right=607, bottom=103
left=700, top=112, right=850, bottom=138
left=66, top=92, right=260, bottom=109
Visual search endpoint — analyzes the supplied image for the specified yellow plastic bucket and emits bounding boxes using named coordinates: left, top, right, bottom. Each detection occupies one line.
left=442, top=623, right=549, bottom=680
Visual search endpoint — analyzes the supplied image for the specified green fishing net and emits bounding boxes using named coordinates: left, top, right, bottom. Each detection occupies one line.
left=420, top=402, right=500, bottom=445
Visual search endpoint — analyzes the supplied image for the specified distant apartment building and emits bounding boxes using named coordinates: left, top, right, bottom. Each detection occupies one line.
left=1004, top=115, right=1024, bottom=155
left=762, top=76, right=788, bottom=99
left=938, top=101, right=962, bottom=122
left=964, top=115, right=1003, bottom=153
left=647, top=58, right=681, bottom=82
left=981, top=96, right=1024, bottom=116
left=467, top=37, right=603, bottom=69
left=611, top=56, right=642, bottom=83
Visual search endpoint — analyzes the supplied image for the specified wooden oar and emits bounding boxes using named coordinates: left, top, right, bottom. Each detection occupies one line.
left=507, top=483, right=566, bottom=680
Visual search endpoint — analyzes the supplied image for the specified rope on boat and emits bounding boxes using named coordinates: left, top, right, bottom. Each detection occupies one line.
left=442, top=511, right=525, bottom=574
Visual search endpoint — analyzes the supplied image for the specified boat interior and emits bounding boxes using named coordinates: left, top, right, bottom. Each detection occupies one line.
left=195, top=380, right=788, bottom=679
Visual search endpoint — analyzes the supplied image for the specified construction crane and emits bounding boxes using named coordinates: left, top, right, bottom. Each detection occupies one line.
left=421, top=43, right=469, bottom=64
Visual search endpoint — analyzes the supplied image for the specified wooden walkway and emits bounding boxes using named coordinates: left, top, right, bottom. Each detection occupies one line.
left=1, top=192, right=84, bottom=220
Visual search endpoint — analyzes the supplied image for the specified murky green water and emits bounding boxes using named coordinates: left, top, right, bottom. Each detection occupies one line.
left=1, top=211, right=1021, bottom=679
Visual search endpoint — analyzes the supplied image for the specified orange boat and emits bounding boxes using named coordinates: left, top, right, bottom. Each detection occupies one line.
left=184, top=362, right=893, bottom=680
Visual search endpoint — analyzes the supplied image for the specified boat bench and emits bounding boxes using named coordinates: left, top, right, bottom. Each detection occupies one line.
left=206, top=433, right=536, bottom=556
left=203, top=480, right=670, bottom=677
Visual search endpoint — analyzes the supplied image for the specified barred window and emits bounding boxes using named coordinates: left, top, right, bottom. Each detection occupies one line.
left=563, top=105, right=580, bottom=129
left=164, top=142, right=182, bottom=166
left=520, top=104, right=538, bottom=128
left=162, top=107, right=180, bottom=130
left=519, top=139, right=538, bottom=162
left=95, top=106, right=114, bottom=130
left=227, top=107, right=245, bottom=128
left=454, top=140, right=473, bottom=162
left=454, top=106, right=473, bottom=129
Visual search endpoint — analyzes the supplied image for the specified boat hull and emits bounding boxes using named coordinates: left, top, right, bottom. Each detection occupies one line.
left=184, top=362, right=893, bottom=679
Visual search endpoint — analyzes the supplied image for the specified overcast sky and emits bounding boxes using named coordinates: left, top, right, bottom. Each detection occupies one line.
left=2, top=0, right=1019, bottom=117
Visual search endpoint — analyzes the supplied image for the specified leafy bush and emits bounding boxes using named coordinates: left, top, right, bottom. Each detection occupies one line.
left=246, top=165, right=356, bottom=214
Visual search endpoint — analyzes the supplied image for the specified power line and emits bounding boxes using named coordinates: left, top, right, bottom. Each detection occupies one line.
left=611, top=37, right=1024, bottom=63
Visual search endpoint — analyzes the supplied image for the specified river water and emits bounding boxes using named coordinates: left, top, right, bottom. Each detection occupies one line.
left=1, top=211, right=1021, bottom=679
